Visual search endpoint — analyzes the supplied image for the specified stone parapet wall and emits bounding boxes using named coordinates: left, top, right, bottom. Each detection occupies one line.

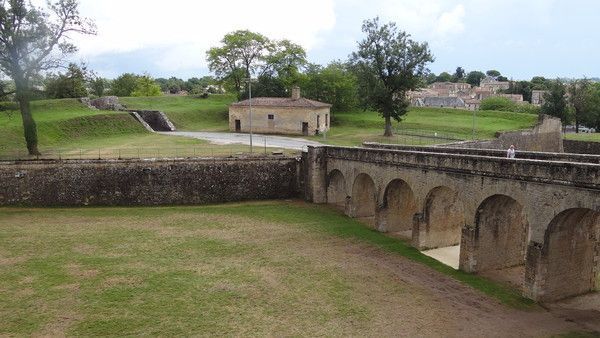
left=363, top=142, right=600, bottom=164
left=442, top=114, right=563, bottom=152
left=563, top=139, right=600, bottom=155
left=0, top=157, right=299, bottom=206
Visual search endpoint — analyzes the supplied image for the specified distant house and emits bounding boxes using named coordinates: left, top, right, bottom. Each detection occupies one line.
left=228, top=87, right=331, bottom=136
left=417, top=97, right=466, bottom=108
left=531, top=90, right=549, bottom=106
left=480, top=77, right=510, bottom=93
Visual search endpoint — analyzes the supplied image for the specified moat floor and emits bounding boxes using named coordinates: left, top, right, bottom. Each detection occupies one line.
left=0, top=201, right=596, bottom=336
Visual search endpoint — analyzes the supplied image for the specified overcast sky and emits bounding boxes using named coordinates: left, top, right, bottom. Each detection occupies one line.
left=61, top=0, right=599, bottom=80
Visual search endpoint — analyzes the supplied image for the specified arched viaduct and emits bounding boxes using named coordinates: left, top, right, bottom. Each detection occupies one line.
left=304, top=145, right=600, bottom=302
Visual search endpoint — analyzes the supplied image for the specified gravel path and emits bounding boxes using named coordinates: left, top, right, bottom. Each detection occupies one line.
left=158, top=131, right=324, bottom=151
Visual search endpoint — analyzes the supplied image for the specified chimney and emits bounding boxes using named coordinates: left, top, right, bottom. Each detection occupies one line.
left=291, top=86, right=301, bottom=100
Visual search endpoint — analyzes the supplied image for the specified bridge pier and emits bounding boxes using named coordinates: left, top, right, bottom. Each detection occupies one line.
left=304, top=146, right=327, bottom=203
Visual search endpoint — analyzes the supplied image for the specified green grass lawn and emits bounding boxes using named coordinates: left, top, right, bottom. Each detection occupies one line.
left=1, top=95, right=540, bottom=158
left=0, top=201, right=538, bottom=336
left=564, top=132, right=600, bottom=142
left=120, top=95, right=236, bottom=131
left=0, top=97, right=273, bottom=159
left=311, top=107, right=539, bottom=146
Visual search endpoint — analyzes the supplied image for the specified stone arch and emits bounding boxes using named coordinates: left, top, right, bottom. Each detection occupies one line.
left=350, top=173, right=377, bottom=226
left=539, top=208, right=599, bottom=301
left=378, top=179, right=417, bottom=236
left=327, top=169, right=347, bottom=210
left=474, top=194, right=529, bottom=270
left=414, top=186, right=465, bottom=250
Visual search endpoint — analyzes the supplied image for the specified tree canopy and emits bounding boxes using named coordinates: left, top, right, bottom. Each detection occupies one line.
left=206, top=30, right=306, bottom=98
left=350, top=17, right=434, bottom=136
left=0, top=0, right=95, bottom=154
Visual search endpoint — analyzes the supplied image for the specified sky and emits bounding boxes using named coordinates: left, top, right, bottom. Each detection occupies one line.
left=54, top=0, right=600, bottom=80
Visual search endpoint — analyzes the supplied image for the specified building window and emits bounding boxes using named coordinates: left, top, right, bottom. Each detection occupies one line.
left=268, top=114, right=274, bottom=120
left=325, top=114, right=328, bottom=127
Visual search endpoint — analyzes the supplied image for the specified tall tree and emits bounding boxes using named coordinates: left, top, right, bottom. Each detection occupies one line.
left=206, top=31, right=306, bottom=98
left=435, top=72, right=452, bottom=82
left=45, top=63, right=88, bottom=99
left=541, top=80, right=569, bottom=125
left=486, top=70, right=501, bottom=78
left=301, top=61, right=358, bottom=113
left=110, top=73, right=139, bottom=97
left=0, top=0, right=95, bottom=155
left=466, top=71, right=485, bottom=86
left=567, top=79, right=590, bottom=133
left=350, top=17, right=434, bottom=136
left=581, top=83, right=600, bottom=130
left=453, top=66, right=465, bottom=82
left=206, top=30, right=271, bottom=97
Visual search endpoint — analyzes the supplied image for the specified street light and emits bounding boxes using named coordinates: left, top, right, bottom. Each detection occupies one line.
left=244, top=78, right=256, bottom=153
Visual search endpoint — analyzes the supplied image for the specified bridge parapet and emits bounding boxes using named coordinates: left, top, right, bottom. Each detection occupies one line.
left=324, top=146, right=600, bottom=190
left=363, top=142, right=600, bottom=164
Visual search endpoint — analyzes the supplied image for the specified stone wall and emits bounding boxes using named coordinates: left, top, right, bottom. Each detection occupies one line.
left=363, top=142, right=600, bottom=164
left=563, top=139, right=600, bottom=155
left=443, top=114, right=563, bottom=152
left=229, top=106, right=330, bottom=136
left=128, top=110, right=176, bottom=132
left=0, top=157, right=299, bottom=206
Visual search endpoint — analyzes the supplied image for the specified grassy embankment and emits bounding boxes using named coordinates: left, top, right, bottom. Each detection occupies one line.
left=0, top=95, right=255, bottom=159
left=1, top=95, right=540, bottom=158
left=0, top=201, right=537, bottom=336
left=120, top=96, right=538, bottom=146
left=564, top=132, right=600, bottom=142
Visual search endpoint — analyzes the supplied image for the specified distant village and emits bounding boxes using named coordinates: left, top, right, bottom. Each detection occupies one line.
left=408, top=76, right=548, bottom=111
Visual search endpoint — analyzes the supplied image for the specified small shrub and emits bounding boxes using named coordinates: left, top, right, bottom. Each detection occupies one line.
left=480, top=96, right=516, bottom=111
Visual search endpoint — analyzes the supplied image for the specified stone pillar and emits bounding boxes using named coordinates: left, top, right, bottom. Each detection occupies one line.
left=291, top=86, right=301, bottom=100
left=411, top=213, right=425, bottom=249
left=523, top=241, right=545, bottom=301
left=375, top=207, right=388, bottom=232
left=304, top=146, right=327, bottom=203
left=459, top=226, right=477, bottom=273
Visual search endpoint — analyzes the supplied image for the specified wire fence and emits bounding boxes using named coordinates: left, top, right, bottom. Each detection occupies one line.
left=0, top=145, right=297, bottom=161
left=370, top=128, right=467, bottom=146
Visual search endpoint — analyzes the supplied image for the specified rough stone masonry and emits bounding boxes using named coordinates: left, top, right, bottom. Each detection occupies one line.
left=0, top=157, right=300, bottom=206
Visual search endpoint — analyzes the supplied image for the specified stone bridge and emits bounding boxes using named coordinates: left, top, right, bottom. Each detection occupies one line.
left=304, top=145, right=600, bottom=302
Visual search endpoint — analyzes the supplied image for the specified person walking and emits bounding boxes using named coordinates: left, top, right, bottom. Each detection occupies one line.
left=507, top=145, right=516, bottom=159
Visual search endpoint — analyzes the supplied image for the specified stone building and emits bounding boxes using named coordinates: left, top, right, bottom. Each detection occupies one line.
left=229, top=87, right=331, bottom=136
left=531, top=90, right=549, bottom=106
left=480, top=77, right=510, bottom=93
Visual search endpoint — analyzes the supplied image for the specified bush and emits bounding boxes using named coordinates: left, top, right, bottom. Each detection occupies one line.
left=514, top=103, right=540, bottom=115
left=479, top=96, right=516, bottom=111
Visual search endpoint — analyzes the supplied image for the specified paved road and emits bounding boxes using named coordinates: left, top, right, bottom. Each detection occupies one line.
left=158, top=131, right=324, bottom=151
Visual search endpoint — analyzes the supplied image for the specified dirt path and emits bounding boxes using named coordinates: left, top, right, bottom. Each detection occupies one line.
left=337, top=242, right=595, bottom=337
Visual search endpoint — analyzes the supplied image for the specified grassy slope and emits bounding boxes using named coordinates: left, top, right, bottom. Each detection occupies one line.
left=1, top=95, right=540, bottom=157
left=0, top=97, right=255, bottom=158
left=0, top=201, right=535, bottom=336
left=564, top=132, right=600, bottom=142
left=316, top=108, right=538, bottom=146
left=120, top=95, right=236, bottom=131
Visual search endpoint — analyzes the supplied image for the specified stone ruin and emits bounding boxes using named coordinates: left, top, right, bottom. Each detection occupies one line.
left=80, top=96, right=125, bottom=111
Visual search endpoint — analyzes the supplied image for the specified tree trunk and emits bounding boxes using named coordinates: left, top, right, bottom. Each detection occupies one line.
left=383, top=114, right=393, bottom=136
left=15, top=82, right=40, bottom=156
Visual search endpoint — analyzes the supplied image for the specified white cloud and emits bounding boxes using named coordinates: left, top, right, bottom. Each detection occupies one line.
left=72, top=0, right=336, bottom=73
left=379, top=0, right=467, bottom=42
left=434, top=4, right=465, bottom=38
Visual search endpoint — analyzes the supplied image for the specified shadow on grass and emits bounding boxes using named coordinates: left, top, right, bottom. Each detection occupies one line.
left=198, top=201, right=538, bottom=310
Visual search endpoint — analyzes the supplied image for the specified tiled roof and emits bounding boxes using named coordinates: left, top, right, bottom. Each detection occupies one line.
left=230, top=97, right=331, bottom=108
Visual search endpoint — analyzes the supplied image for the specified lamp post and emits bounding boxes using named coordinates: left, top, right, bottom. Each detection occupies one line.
left=472, top=109, right=476, bottom=140
left=244, top=78, right=256, bottom=153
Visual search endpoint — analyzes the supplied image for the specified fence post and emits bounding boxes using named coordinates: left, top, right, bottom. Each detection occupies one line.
left=264, top=136, right=267, bottom=154
left=118, top=149, right=121, bottom=160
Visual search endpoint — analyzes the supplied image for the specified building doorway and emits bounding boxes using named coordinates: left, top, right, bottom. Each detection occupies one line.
left=302, top=122, right=309, bottom=136
left=235, top=120, right=241, bottom=132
